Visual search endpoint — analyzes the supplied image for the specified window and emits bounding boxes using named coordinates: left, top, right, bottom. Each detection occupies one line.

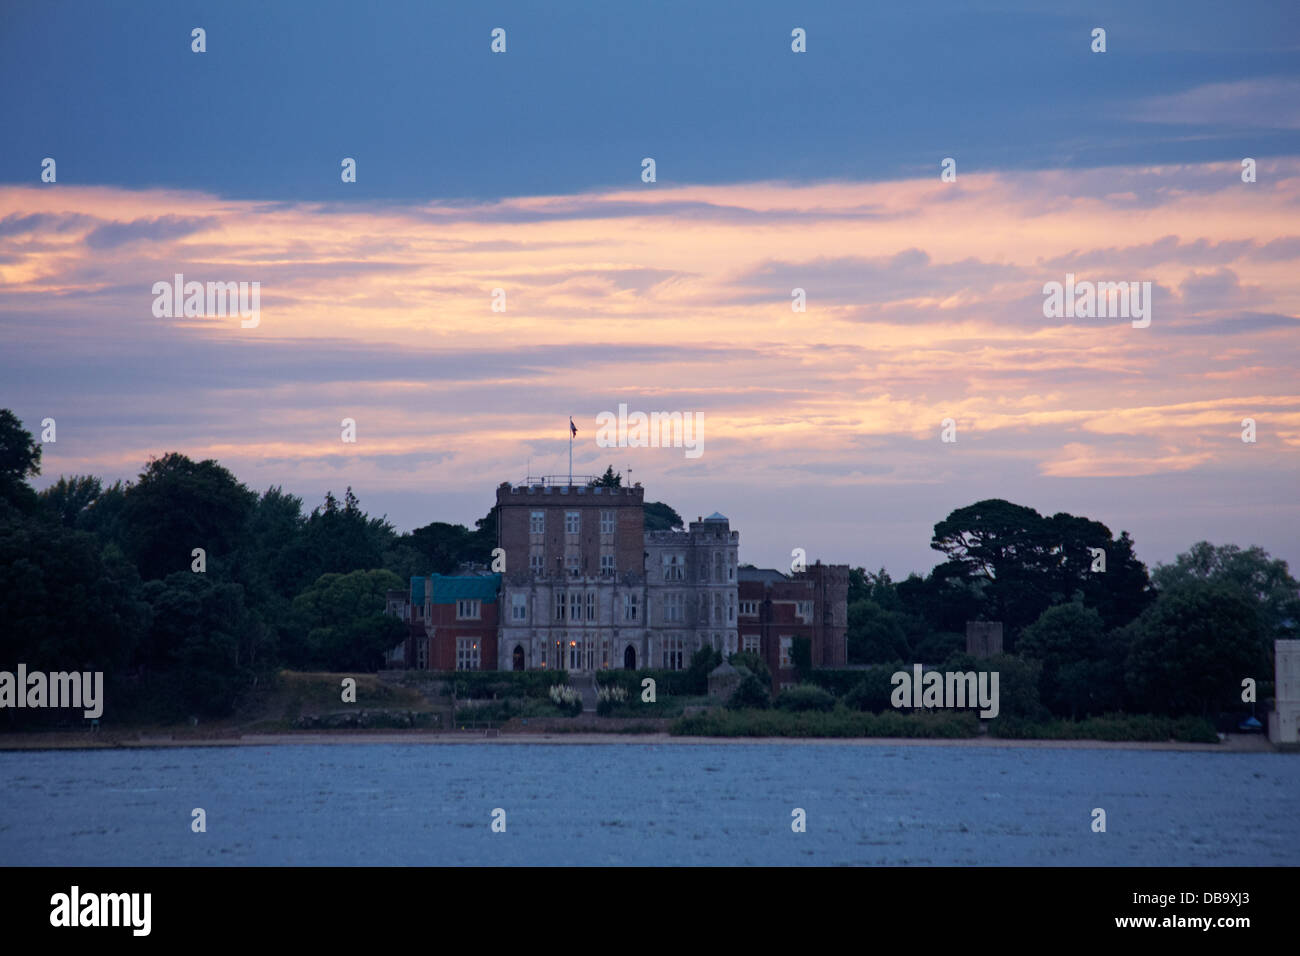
left=662, top=635, right=684, bottom=671
left=555, top=592, right=566, bottom=621
left=664, top=592, right=683, bottom=623
left=456, top=638, right=481, bottom=671
left=715, top=552, right=724, bottom=580
left=728, top=552, right=735, bottom=582
left=456, top=599, right=481, bottom=620
left=416, top=638, right=428, bottom=669
left=713, top=593, right=723, bottom=623
left=624, top=593, right=639, bottom=621
left=797, top=601, right=813, bottom=622
left=511, top=593, right=527, bottom=622
left=567, top=553, right=581, bottom=577
left=743, top=634, right=760, bottom=654
left=530, top=511, right=545, bottom=535
left=779, top=636, right=793, bottom=669
left=570, top=591, right=582, bottom=622
left=565, top=511, right=580, bottom=534
left=586, top=591, right=596, bottom=621
left=529, top=553, right=543, bottom=572
left=727, top=597, right=735, bottom=623
left=739, top=601, right=758, bottom=616
left=600, top=510, right=615, bottom=534
left=662, top=553, right=684, bottom=581
left=600, top=554, right=615, bottom=575
left=568, top=639, right=581, bottom=670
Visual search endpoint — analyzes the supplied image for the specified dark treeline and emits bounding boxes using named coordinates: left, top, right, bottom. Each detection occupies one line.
left=0, top=412, right=686, bottom=723
left=2, top=409, right=1296, bottom=726
left=842, top=499, right=1298, bottom=723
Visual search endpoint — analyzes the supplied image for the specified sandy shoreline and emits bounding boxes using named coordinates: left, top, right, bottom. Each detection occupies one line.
left=0, top=731, right=1281, bottom=753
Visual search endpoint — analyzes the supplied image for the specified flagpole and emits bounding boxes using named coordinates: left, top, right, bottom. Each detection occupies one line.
left=568, top=416, right=573, bottom=487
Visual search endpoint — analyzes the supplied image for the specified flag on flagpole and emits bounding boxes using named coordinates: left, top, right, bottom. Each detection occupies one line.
left=570, top=417, right=578, bottom=437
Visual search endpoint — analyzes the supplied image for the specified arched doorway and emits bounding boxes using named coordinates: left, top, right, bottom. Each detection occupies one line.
left=512, top=645, right=525, bottom=671
left=623, top=645, right=637, bottom=670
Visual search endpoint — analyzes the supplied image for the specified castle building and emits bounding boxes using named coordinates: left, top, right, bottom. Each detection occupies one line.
left=387, top=478, right=846, bottom=688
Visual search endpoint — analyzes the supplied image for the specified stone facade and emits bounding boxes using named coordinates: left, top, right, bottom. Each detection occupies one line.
left=965, top=621, right=1004, bottom=658
left=1269, top=639, right=1300, bottom=744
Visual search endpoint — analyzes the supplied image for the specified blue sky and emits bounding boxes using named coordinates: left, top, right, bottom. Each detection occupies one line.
left=3, top=0, right=1297, bottom=199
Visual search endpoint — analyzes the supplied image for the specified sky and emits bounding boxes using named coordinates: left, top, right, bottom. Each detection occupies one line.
left=1, top=0, right=1298, bottom=578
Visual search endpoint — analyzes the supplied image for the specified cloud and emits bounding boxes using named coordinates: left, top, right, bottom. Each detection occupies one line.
left=1131, top=78, right=1300, bottom=130
left=84, top=215, right=218, bottom=249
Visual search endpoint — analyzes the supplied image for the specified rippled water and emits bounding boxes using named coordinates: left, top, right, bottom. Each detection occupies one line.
left=1, top=743, right=1296, bottom=865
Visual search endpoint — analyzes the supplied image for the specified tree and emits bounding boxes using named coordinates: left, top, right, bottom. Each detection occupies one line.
left=0, top=409, right=41, bottom=511
left=643, top=501, right=683, bottom=532
left=588, top=466, right=622, bottom=488
left=1124, top=582, right=1265, bottom=717
left=728, top=650, right=771, bottom=688
left=1152, top=542, right=1300, bottom=655
left=727, top=674, right=770, bottom=709
left=290, top=569, right=406, bottom=671
left=685, top=645, right=722, bottom=694
left=1017, top=602, right=1123, bottom=718
left=136, top=572, right=266, bottom=719
left=847, top=599, right=909, bottom=664
left=39, top=475, right=103, bottom=528
left=930, top=499, right=1152, bottom=644
left=300, top=487, right=394, bottom=583
left=121, top=453, right=257, bottom=580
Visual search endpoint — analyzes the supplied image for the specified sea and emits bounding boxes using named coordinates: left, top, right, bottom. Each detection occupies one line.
left=2, top=742, right=1296, bottom=866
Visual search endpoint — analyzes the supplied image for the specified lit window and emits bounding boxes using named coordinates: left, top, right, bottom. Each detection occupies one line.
left=456, top=638, right=481, bottom=671
left=779, top=636, right=793, bottom=669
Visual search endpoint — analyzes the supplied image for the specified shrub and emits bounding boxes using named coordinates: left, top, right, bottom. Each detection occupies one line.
left=774, top=683, right=836, bottom=713
left=727, top=674, right=771, bottom=710
left=844, top=666, right=899, bottom=712
left=547, top=684, right=583, bottom=717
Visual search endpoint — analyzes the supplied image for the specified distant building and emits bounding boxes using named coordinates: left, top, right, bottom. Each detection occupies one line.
left=385, top=477, right=847, bottom=681
left=738, top=562, right=849, bottom=690
left=965, top=621, right=1003, bottom=658
left=389, top=573, right=501, bottom=671
left=1269, top=639, right=1300, bottom=744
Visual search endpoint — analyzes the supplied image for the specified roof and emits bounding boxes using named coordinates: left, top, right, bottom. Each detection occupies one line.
left=703, top=512, right=728, bottom=522
left=411, top=573, right=501, bottom=604
left=429, top=573, right=500, bottom=604
left=738, top=567, right=789, bottom=585
left=709, top=661, right=738, bottom=676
